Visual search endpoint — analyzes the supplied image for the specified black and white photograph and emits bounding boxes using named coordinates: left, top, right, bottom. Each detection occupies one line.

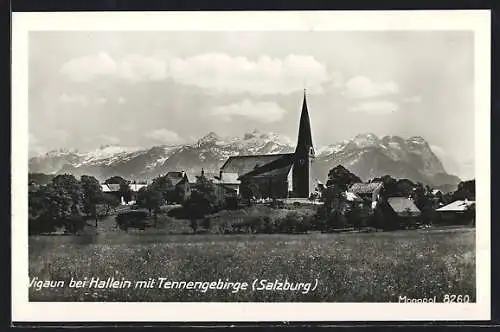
left=12, top=10, right=491, bottom=321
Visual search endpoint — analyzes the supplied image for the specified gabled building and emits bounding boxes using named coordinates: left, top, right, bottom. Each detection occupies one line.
left=220, top=90, right=316, bottom=200
left=347, top=182, right=384, bottom=210
left=436, top=199, right=475, bottom=225
left=385, top=197, right=421, bottom=227
left=164, top=171, right=191, bottom=203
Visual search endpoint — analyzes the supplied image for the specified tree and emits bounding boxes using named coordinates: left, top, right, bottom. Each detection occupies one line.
left=240, top=179, right=260, bottom=203
left=182, top=174, right=218, bottom=219
left=104, top=176, right=132, bottom=203
left=34, top=174, right=85, bottom=234
left=29, top=173, right=55, bottom=186
left=373, top=175, right=398, bottom=198
left=346, top=203, right=365, bottom=230
left=453, top=180, right=475, bottom=201
left=80, top=175, right=103, bottom=227
left=99, top=193, right=120, bottom=216
left=325, top=165, right=362, bottom=190
left=137, top=187, right=163, bottom=219
left=150, top=175, right=174, bottom=203
left=104, top=176, right=128, bottom=184
left=396, top=179, right=416, bottom=197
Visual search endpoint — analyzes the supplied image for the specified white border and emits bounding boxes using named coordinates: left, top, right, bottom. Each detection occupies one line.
left=12, top=10, right=491, bottom=322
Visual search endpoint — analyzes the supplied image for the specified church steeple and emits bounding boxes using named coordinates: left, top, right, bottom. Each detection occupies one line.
left=292, top=89, right=315, bottom=198
left=295, top=89, right=315, bottom=157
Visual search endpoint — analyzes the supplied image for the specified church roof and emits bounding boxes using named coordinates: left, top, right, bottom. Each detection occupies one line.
left=239, top=153, right=295, bottom=179
left=220, top=153, right=294, bottom=176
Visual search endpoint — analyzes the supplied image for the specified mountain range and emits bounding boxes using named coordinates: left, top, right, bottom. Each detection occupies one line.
left=28, top=131, right=462, bottom=192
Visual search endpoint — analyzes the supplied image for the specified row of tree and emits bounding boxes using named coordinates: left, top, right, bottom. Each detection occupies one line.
left=28, top=173, right=178, bottom=234
left=29, top=174, right=120, bottom=234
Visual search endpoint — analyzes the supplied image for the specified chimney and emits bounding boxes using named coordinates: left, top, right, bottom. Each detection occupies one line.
left=219, top=170, right=223, bottom=180
left=201, top=168, right=205, bottom=177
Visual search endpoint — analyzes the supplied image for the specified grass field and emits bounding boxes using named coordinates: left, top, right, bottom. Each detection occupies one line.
left=29, top=217, right=476, bottom=302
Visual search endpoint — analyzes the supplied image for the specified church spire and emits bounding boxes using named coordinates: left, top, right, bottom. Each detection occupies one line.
left=295, top=89, right=314, bottom=157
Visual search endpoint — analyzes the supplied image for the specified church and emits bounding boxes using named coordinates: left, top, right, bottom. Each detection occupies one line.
left=219, top=91, right=316, bottom=200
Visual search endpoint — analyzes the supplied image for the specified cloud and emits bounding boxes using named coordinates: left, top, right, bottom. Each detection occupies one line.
left=58, top=93, right=88, bottom=106
left=403, top=95, right=422, bottom=103
left=330, top=71, right=345, bottom=89
left=60, top=52, right=330, bottom=95
left=211, top=100, right=287, bottom=123
left=350, top=101, right=399, bottom=115
left=60, top=52, right=166, bottom=82
left=29, top=133, right=46, bottom=157
left=58, top=93, right=109, bottom=107
left=143, top=129, right=184, bottom=144
left=60, top=52, right=118, bottom=82
left=98, top=134, right=120, bottom=145
left=344, top=76, right=399, bottom=99
left=168, top=53, right=329, bottom=95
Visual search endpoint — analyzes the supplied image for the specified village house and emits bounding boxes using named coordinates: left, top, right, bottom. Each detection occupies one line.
left=384, top=197, right=422, bottom=227
left=347, top=182, right=384, bottom=211
left=435, top=199, right=475, bottom=225
left=164, top=171, right=191, bottom=203
left=342, top=182, right=422, bottom=228
left=101, top=182, right=148, bottom=205
left=219, top=90, right=317, bottom=202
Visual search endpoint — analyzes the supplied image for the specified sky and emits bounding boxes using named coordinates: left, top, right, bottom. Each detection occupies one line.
left=28, top=31, right=475, bottom=179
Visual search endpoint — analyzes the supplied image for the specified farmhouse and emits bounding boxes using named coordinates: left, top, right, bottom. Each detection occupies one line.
left=220, top=90, right=317, bottom=200
left=165, top=171, right=191, bottom=203
left=436, top=199, right=475, bottom=225
left=385, top=197, right=421, bottom=227
left=347, top=182, right=384, bottom=210
left=101, top=182, right=148, bottom=205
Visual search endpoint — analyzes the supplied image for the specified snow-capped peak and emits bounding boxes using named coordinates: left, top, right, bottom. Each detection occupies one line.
left=352, top=133, right=380, bottom=148
left=407, top=136, right=428, bottom=145
left=197, top=132, right=223, bottom=145
left=89, top=144, right=141, bottom=155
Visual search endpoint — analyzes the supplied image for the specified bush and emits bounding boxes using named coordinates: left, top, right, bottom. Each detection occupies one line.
left=64, top=216, right=87, bottom=234
left=200, top=217, right=212, bottom=231
left=29, top=216, right=57, bottom=235
left=116, top=210, right=151, bottom=231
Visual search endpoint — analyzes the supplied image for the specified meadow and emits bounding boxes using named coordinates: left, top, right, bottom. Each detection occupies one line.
left=29, top=222, right=476, bottom=302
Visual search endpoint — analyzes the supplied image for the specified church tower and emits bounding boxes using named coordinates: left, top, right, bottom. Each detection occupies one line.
left=292, top=89, right=315, bottom=198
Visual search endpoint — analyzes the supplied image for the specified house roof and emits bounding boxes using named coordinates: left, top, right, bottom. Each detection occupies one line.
left=129, top=183, right=147, bottom=192
left=185, top=171, right=218, bottom=184
left=349, top=182, right=383, bottom=194
left=436, top=200, right=475, bottom=212
left=165, top=171, right=187, bottom=186
left=238, top=153, right=295, bottom=179
left=343, top=191, right=363, bottom=202
left=387, top=197, right=421, bottom=216
left=221, top=153, right=294, bottom=176
left=101, top=183, right=149, bottom=192
left=101, top=184, right=120, bottom=192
